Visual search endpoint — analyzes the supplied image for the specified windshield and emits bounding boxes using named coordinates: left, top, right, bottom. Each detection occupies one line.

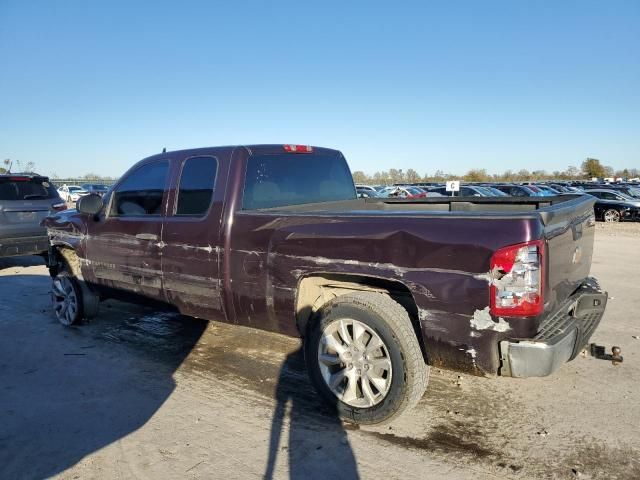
left=243, top=153, right=356, bottom=209
left=406, top=187, right=424, bottom=195
left=0, top=177, right=58, bottom=200
left=617, top=192, right=635, bottom=201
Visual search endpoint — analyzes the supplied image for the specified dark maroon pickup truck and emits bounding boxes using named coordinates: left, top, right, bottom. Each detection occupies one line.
left=43, top=145, right=607, bottom=424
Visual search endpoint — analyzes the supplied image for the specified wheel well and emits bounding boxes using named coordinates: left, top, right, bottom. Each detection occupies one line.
left=49, top=246, right=81, bottom=277
left=295, top=274, right=427, bottom=362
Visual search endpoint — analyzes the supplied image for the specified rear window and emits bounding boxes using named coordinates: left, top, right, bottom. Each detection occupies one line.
left=176, top=156, right=218, bottom=215
left=242, top=154, right=356, bottom=210
left=0, top=177, right=58, bottom=201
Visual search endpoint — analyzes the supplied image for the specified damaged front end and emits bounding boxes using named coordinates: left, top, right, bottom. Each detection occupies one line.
left=499, top=278, right=608, bottom=378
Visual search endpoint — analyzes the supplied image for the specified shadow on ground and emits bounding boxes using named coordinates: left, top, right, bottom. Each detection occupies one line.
left=264, top=348, right=359, bottom=480
left=0, top=261, right=207, bottom=479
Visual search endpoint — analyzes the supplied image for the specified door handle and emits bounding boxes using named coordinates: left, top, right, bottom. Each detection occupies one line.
left=135, top=233, right=159, bottom=241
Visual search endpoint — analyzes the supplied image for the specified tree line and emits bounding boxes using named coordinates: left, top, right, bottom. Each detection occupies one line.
left=2, top=157, right=637, bottom=184
left=352, top=158, right=639, bottom=185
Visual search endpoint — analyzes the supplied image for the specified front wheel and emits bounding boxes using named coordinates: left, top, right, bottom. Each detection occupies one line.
left=305, top=292, right=429, bottom=424
left=51, top=272, right=84, bottom=326
left=603, top=209, right=621, bottom=222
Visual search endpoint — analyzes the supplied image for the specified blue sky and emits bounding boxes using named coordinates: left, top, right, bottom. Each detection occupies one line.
left=1, top=0, right=638, bottom=178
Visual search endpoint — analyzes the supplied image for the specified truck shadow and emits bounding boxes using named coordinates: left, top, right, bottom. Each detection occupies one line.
left=0, top=273, right=208, bottom=480
left=264, top=348, right=359, bottom=480
left=0, top=254, right=45, bottom=270
left=0, top=266, right=358, bottom=480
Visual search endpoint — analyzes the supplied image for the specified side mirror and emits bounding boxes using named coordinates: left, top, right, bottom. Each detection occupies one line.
left=77, top=194, right=104, bottom=216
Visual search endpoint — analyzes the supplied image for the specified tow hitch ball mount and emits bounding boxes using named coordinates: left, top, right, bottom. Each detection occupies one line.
left=589, top=344, right=623, bottom=365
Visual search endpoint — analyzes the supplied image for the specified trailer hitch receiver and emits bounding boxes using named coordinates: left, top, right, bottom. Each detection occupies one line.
left=589, top=344, right=623, bottom=365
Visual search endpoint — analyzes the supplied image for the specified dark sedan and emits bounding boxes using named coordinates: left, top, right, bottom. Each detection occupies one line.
left=584, top=189, right=640, bottom=222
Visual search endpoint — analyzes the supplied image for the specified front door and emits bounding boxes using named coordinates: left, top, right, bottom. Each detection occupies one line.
left=84, top=159, right=170, bottom=301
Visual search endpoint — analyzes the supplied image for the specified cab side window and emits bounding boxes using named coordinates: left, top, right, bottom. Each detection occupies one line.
left=175, top=156, right=218, bottom=216
left=111, top=161, right=169, bottom=216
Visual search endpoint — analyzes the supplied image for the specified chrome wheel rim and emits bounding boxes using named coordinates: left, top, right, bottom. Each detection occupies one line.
left=318, top=318, right=393, bottom=408
left=52, top=277, right=78, bottom=326
left=604, top=210, right=620, bottom=222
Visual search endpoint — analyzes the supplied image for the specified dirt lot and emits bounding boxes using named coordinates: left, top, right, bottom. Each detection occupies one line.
left=1, top=224, right=639, bottom=480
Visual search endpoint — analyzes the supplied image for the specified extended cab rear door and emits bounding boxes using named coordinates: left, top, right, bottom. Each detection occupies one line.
left=160, top=154, right=226, bottom=319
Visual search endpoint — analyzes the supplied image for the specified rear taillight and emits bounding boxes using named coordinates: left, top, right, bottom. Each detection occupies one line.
left=52, top=202, right=67, bottom=211
left=490, top=240, right=544, bottom=317
left=283, top=144, right=313, bottom=153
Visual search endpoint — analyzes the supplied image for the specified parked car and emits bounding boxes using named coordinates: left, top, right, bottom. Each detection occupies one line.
left=532, top=185, right=561, bottom=195
left=57, top=185, right=90, bottom=203
left=356, top=187, right=382, bottom=198
left=584, top=189, right=640, bottom=222
left=494, top=184, right=544, bottom=197
left=0, top=174, right=66, bottom=258
left=81, top=183, right=110, bottom=196
left=44, top=144, right=607, bottom=424
left=428, top=185, right=492, bottom=197
left=380, top=186, right=441, bottom=198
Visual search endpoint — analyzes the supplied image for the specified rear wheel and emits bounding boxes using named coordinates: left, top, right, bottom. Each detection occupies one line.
left=305, top=292, right=429, bottom=424
left=603, top=209, right=621, bottom=222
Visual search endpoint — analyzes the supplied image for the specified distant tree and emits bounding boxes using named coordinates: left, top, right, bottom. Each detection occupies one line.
left=352, top=170, right=368, bottom=184
left=464, top=169, right=488, bottom=182
left=0, top=167, right=6, bottom=174
left=614, top=168, right=630, bottom=179
left=387, top=168, right=405, bottom=184
left=531, top=170, right=548, bottom=180
left=516, top=169, right=530, bottom=181
left=431, top=169, right=446, bottom=181
left=372, top=171, right=389, bottom=185
left=564, top=165, right=580, bottom=178
left=405, top=168, right=420, bottom=183
left=603, top=165, right=614, bottom=178
left=581, top=158, right=605, bottom=179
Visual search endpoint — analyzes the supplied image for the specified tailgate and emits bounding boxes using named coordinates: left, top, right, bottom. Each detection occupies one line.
left=543, top=196, right=597, bottom=309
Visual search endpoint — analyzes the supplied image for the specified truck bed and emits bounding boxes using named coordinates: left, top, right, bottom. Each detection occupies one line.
left=251, top=194, right=591, bottom=225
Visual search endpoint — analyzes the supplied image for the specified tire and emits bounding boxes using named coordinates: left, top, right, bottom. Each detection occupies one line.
left=51, top=272, right=84, bottom=326
left=603, top=209, right=621, bottom=222
left=305, top=291, right=429, bottom=425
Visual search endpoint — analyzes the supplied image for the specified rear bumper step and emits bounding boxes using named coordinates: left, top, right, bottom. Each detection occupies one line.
left=499, top=278, right=607, bottom=378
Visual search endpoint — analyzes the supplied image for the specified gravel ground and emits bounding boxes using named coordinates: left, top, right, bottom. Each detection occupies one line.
left=0, top=223, right=638, bottom=480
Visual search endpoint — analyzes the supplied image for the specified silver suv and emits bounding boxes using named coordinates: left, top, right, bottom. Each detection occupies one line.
left=0, top=174, right=67, bottom=258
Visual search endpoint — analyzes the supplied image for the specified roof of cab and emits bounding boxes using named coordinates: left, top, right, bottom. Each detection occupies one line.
left=141, top=144, right=342, bottom=162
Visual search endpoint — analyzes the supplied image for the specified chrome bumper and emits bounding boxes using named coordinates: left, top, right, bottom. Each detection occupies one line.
left=499, top=279, right=607, bottom=378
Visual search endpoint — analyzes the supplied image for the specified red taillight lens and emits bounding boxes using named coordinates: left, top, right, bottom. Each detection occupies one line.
left=490, top=240, right=545, bottom=317
left=283, top=144, right=313, bottom=153
left=51, top=202, right=67, bottom=211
